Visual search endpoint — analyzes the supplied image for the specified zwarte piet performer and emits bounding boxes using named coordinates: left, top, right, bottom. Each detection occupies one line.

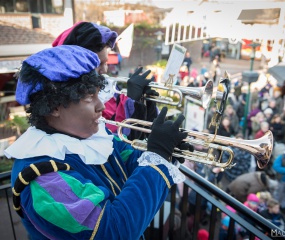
left=5, top=45, right=188, bottom=240
left=52, top=21, right=159, bottom=140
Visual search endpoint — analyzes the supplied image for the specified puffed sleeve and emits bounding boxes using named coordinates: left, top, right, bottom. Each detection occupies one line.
left=19, top=162, right=176, bottom=240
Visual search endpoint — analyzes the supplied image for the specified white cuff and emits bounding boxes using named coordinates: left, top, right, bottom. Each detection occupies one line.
left=137, top=151, right=186, bottom=184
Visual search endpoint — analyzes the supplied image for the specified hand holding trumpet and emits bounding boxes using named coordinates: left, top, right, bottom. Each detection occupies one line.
left=127, top=67, right=159, bottom=101
left=147, top=107, right=194, bottom=162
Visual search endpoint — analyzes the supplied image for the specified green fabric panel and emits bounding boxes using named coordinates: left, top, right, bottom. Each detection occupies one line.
left=58, top=172, right=105, bottom=205
left=120, top=149, right=133, bottom=162
left=30, top=180, right=90, bottom=233
left=113, top=135, right=121, bottom=141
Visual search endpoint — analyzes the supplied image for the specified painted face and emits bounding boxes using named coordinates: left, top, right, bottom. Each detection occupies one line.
left=96, top=47, right=109, bottom=74
left=48, top=88, right=105, bottom=138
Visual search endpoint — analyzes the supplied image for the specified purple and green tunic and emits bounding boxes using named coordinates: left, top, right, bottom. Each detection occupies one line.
left=11, top=135, right=176, bottom=240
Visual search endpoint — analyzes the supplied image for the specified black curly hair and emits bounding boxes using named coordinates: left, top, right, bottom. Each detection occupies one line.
left=19, top=62, right=106, bottom=133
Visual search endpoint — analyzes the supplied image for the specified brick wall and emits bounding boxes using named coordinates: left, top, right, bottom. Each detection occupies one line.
left=0, top=13, right=69, bottom=37
left=40, top=14, right=66, bottom=37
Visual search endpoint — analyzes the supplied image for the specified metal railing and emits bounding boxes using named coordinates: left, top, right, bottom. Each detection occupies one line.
left=0, top=171, right=17, bottom=240
left=145, top=164, right=283, bottom=240
left=1, top=167, right=283, bottom=240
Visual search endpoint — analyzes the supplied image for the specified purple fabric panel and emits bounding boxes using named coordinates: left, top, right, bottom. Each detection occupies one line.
left=91, top=23, right=118, bottom=48
left=35, top=173, right=101, bottom=229
left=23, top=208, right=55, bottom=239
left=124, top=98, right=135, bottom=119
left=123, top=98, right=135, bottom=136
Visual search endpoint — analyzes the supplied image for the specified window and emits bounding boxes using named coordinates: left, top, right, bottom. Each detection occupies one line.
left=0, top=0, right=63, bottom=14
left=30, top=0, right=42, bottom=13
left=0, top=0, right=14, bottom=13
left=15, top=0, right=29, bottom=12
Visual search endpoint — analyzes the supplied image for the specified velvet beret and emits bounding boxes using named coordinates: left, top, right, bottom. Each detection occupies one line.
left=16, top=45, right=100, bottom=105
left=52, top=21, right=118, bottom=50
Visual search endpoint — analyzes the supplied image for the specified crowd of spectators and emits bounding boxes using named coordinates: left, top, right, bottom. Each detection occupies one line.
left=173, top=54, right=285, bottom=239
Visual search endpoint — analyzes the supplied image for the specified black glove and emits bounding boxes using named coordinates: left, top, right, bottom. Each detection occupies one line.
left=127, top=67, right=158, bottom=101
left=147, top=107, right=188, bottom=161
left=174, top=142, right=195, bottom=164
left=144, top=86, right=159, bottom=97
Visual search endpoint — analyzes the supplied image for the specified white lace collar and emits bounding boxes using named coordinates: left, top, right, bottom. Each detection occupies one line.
left=4, top=122, right=114, bottom=165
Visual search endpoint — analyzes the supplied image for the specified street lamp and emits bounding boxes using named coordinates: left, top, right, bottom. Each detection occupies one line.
left=154, top=30, right=164, bottom=61
left=242, top=42, right=261, bottom=137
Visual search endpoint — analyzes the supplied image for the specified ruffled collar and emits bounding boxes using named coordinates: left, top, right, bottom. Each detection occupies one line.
left=4, top=122, right=114, bottom=165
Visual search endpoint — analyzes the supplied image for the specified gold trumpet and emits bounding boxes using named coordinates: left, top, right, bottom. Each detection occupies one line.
left=103, top=75, right=214, bottom=109
left=99, top=117, right=273, bottom=170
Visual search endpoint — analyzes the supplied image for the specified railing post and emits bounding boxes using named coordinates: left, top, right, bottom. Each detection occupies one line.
left=168, top=185, right=176, bottom=240
left=5, top=187, right=16, bottom=240
left=179, top=183, right=189, bottom=239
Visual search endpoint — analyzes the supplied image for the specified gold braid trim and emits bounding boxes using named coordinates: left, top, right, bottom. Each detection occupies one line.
left=19, top=172, right=29, bottom=185
left=12, top=187, right=20, bottom=196
left=150, top=164, right=171, bottom=189
left=50, top=160, right=58, bottom=172
left=101, top=165, right=121, bottom=191
left=114, top=157, right=128, bottom=182
left=65, top=163, right=71, bottom=171
left=89, top=203, right=106, bottom=240
left=107, top=179, right=116, bottom=196
left=13, top=205, right=21, bottom=211
left=30, top=164, right=41, bottom=176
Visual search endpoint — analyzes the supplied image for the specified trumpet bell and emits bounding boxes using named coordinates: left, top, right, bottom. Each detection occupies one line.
left=201, top=80, right=214, bottom=109
left=252, top=131, right=273, bottom=169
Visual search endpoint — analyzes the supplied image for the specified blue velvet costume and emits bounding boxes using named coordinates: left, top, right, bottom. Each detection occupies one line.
left=10, top=131, right=175, bottom=240
left=7, top=45, right=183, bottom=240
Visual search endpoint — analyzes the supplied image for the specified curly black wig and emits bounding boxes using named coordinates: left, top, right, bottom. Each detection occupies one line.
left=19, top=62, right=106, bottom=132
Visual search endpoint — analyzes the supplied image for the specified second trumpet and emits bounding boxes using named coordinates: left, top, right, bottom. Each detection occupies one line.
left=103, top=75, right=213, bottom=109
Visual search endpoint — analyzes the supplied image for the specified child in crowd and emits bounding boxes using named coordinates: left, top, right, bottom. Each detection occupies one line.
left=221, top=205, right=237, bottom=220
left=256, top=191, right=272, bottom=214
left=244, top=193, right=260, bottom=212
left=219, top=216, right=237, bottom=240
left=259, top=198, right=285, bottom=230
left=251, top=111, right=265, bottom=137
left=254, top=121, right=269, bottom=139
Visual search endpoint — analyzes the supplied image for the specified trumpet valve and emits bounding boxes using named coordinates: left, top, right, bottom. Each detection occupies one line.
left=207, top=148, right=215, bottom=161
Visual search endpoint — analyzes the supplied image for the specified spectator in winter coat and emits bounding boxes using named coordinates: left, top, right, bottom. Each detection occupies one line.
left=223, top=105, right=240, bottom=135
left=272, top=153, right=285, bottom=212
left=254, top=121, right=269, bottom=139
left=226, top=172, right=278, bottom=203
left=247, top=103, right=261, bottom=137
left=217, top=117, right=235, bottom=137
left=270, top=114, right=285, bottom=142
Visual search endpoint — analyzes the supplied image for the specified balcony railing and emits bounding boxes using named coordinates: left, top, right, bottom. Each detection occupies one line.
left=0, top=166, right=283, bottom=240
